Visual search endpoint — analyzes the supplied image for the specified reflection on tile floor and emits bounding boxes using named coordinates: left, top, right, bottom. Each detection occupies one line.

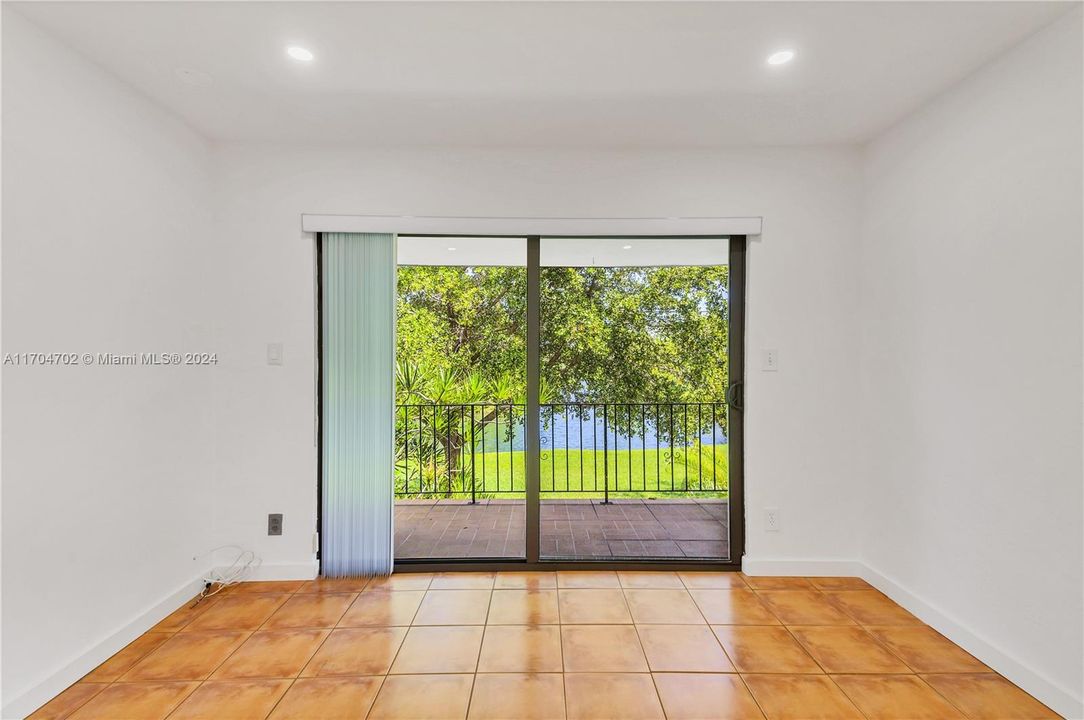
left=30, top=572, right=1063, bottom=719
left=395, top=498, right=729, bottom=560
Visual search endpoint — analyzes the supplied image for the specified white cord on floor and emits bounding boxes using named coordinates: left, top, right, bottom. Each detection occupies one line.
left=193, top=545, right=262, bottom=602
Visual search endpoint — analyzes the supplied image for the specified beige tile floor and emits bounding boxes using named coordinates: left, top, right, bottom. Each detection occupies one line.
left=29, top=572, right=1061, bottom=720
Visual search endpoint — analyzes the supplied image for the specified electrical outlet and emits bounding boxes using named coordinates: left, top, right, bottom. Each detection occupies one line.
left=762, top=349, right=779, bottom=372
left=312, top=532, right=320, bottom=553
left=268, top=513, right=283, bottom=536
left=765, top=507, right=781, bottom=532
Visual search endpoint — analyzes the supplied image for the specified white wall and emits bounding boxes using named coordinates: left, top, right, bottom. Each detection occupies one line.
left=1, top=9, right=219, bottom=715
left=210, top=143, right=864, bottom=573
left=860, top=9, right=1083, bottom=717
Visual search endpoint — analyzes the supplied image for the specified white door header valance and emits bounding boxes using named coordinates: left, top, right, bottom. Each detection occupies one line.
left=301, top=214, right=762, bottom=237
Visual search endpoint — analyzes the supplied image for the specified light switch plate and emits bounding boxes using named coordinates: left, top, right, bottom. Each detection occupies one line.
left=267, top=343, right=284, bottom=366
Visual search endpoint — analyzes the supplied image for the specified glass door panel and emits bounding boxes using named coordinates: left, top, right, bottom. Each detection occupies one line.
left=393, top=236, right=527, bottom=560
left=538, top=238, right=732, bottom=561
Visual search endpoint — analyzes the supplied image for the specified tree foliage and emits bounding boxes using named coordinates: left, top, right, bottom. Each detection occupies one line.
left=397, top=266, right=527, bottom=404
left=397, top=265, right=729, bottom=404
left=540, top=266, right=729, bottom=402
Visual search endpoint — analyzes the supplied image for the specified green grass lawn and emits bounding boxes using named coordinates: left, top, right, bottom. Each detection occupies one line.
left=397, top=445, right=728, bottom=500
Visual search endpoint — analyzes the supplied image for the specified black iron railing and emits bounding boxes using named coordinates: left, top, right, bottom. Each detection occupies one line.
left=394, top=401, right=728, bottom=500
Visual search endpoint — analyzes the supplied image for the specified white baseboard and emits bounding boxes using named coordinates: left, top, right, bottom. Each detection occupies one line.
left=240, top=560, right=318, bottom=581
left=1, top=571, right=211, bottom=720
left=741, top=556, right=864, bottom=577
left=860, top=564, right=1083, bottom=720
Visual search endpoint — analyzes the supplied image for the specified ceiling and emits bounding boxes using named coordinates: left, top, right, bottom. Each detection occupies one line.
left=11, top=1, right=1074, bottom=147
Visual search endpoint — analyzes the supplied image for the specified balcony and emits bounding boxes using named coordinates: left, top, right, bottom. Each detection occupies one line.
left=394, top=401, right=730, bottom=561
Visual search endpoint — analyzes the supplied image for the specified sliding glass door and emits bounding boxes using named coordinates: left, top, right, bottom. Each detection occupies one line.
left=383, top=234, right=743, bottom=567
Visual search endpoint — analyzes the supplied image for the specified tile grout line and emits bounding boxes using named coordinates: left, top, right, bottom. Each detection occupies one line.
left=682, top=586, right=746, bottom=676
left=912, top=673, right=987, bottom=720
left=852, top=622, right=922, bottom=673
left=646, top=671, right=668, bottom=719
left=291, top=619, right=340, bottom=686
left=461, top=587, right=493, bottom=720
left=733, top=672, right=770, bottom=720
left=823, top=676, right=884, bottom=720
left=819, top=671, right=873, bottom=720
left=256, top=677, right=295, bottom=720
left=361, top=674, right=391, bottom=720
left=160, top=684, right=197, bottom=720
left=380, top=582, right=437, bottom=678
left=46, top=682, right=107, bottom=720
left=622, top=593, right=654, bottom=677
left=557, top=593, right=568, bottom=720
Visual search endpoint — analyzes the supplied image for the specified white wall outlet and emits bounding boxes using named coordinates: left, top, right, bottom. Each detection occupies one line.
left=267, top=342, right=284, bottom=366
left=762, top=349, right=779, bottom=372
left=312, top=532, right=320, bottom=553
left=765, top=507, right=781, bottom=532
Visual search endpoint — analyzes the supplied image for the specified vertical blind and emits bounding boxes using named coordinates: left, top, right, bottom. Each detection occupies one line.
left=321, top=232, right=396, bottom=576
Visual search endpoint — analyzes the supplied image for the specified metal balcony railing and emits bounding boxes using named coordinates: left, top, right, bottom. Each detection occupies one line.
left=395, top=402, right=728, bottom=500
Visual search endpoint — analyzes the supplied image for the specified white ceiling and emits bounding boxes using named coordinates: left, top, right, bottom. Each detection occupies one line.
left=12, top=1, right=1073, bottom=147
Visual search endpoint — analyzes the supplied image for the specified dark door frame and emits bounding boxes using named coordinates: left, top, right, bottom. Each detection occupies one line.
left=316, top=233, right=746, bottom=572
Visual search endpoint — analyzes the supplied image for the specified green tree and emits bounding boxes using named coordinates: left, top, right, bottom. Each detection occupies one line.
left=397, top=264, right=728, bottom=404
left=394, top=264, right=729, bottom=497
left=539, top=266, right=729, bottom=404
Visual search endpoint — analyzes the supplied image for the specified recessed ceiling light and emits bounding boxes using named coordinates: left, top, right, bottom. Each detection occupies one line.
left=448, top=247, right=457, bottom=251
left=622, top=245, right=633, bottom=250
left=767, top=49, right=795, bottom=66
left=287, top=46, right=314, bottom=62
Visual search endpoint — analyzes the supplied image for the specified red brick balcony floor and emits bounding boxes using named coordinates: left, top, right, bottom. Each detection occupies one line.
left=394, top=498, right=729, bottom=560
